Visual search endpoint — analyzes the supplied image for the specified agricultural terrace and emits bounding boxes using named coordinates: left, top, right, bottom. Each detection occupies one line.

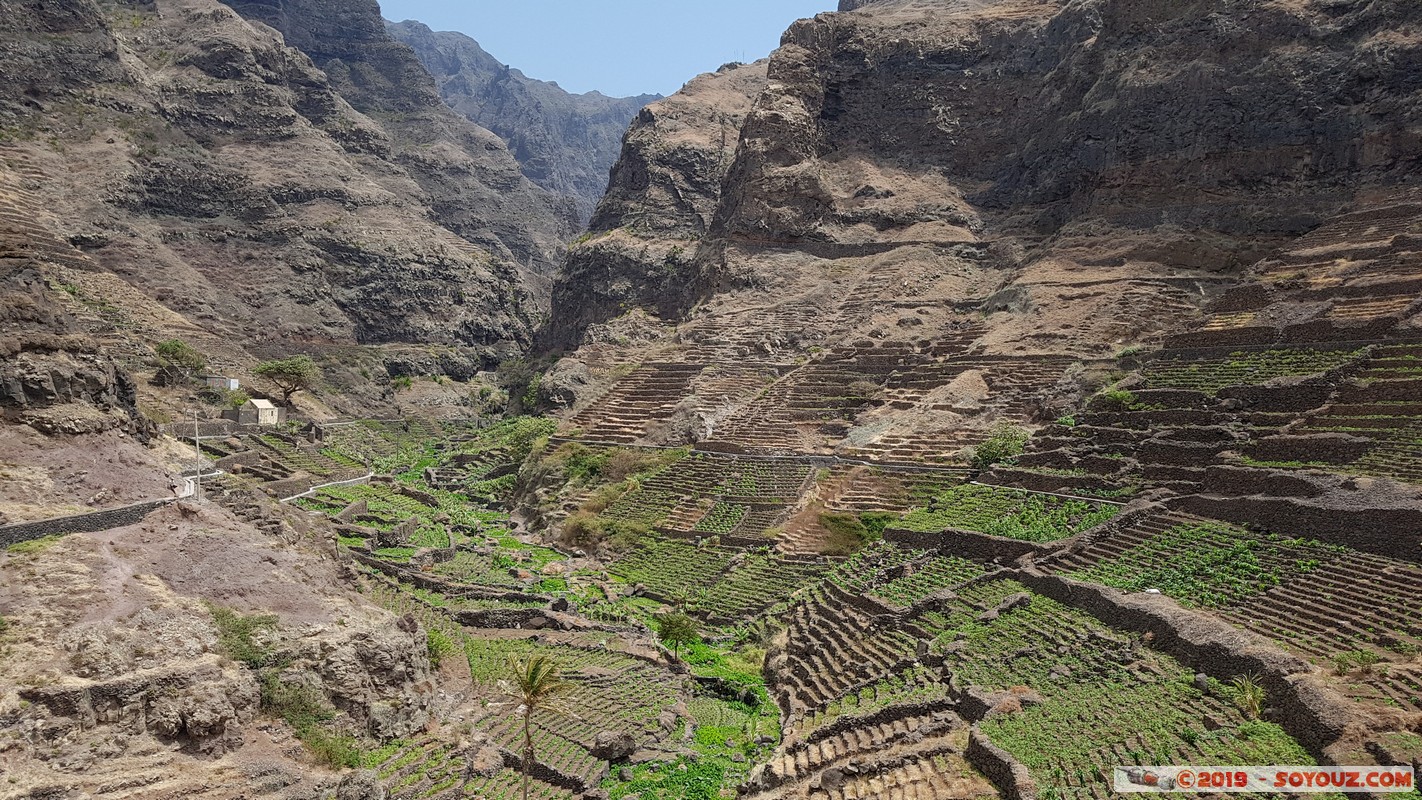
left=279, top=415, right=1416, bottom=800
left=898, top=484, right=1120, bottom=542
left=1139, top=347, right=1368, bottom=393
left=1052, top=512, right=1422, bottom=713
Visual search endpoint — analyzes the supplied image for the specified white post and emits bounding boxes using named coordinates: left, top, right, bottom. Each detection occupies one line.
left=193, top=408, right=203, bottom=503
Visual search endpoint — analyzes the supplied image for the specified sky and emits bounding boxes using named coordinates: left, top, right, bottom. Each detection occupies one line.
left=377, top=0, right=834, bottom=98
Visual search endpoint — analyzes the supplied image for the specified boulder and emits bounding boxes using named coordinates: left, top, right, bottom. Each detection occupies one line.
left=591, top=730, right=638, bottom=762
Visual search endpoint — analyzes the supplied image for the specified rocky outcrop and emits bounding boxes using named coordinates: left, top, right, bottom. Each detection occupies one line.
left=387, top=20, right=658, bottom=223
left=270, top=612, right=435, bottom=739
left=547, top=61, right=768, bottom=347
left=0, top=267, right=153, bottom=438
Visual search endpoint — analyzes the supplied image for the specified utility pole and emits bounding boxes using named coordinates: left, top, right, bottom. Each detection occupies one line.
left=192, top=406, right=204, bottom=503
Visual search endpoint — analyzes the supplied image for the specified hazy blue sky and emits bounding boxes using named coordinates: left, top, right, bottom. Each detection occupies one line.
left=377, top=1, right=833, bottom=97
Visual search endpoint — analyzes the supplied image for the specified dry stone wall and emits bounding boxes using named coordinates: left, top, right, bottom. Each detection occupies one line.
left=0, top=498, right=172, bottom=549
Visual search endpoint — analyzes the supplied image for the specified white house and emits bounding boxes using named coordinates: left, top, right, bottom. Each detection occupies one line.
left=205, top=376, right=240, bottom=391
left=237, top=399, right=281, bottom=426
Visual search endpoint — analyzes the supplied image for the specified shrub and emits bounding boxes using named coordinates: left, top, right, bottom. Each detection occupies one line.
left=551, top=442, right=609, bottom=483
left=155, top=338, right=206, bottom=374
left=260, top=672, right=362, bottom=768
left=603, top=448, right=660, bottom=482
left=971, top=423, right=1030, bottom=470
left=1096, top=388, right=1138, bottom=412
left=1229, top=673, right=1266, bottom=720
left=820, top=512, right=877, bottom=556
left=7, top=535, right=60, bottom=555
left=426, top=628, right=456, bottom=667
left=391, top=376, right=413, bottom=391
left=559, top=511, right=650, bottom=550
left=208, top=604, right=278, bottom=668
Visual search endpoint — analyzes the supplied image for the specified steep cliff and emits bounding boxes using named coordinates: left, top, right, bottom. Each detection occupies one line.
left=0, top=0, right=575, bottom=373
left=388, top=19, right=659, bottom=223
left=548, top=61, right=770, bottom=349
left=550, top=0, right=1422, bottom=457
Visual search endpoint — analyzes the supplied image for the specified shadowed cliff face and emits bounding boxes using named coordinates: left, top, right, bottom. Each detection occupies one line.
left=546, top=62, right=770, bottom=349
left=0, top=0, right=574, bottom=365
left=717, top=0, right=1422, bottom=250
left=387, top=19, right=659, bottom=224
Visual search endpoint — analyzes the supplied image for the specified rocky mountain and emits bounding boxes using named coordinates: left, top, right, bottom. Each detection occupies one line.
left=549, top=0, right=1422, bottom=446
left=0, top=0, right=577, bottom=408
left=388, top=19, right=659, bottom=224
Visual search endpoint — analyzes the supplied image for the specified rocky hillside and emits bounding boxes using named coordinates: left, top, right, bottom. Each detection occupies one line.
left=549, top=0, right=1422, bottom=452
left=388, top=19, right=659, bottom=223
left=0, top=0, right=576, bottom=405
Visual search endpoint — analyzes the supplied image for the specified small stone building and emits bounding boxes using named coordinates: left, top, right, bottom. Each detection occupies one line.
left=204, top=376, right=240, bottom=391
left=236, top=399, right=282, bottom=426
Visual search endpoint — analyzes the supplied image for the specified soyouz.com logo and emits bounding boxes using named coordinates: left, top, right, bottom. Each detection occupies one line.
left=1113, top=766, right=1417, bottom=793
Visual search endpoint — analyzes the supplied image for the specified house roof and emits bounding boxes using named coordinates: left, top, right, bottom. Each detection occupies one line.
left=247, top=399, right=277, bottom=409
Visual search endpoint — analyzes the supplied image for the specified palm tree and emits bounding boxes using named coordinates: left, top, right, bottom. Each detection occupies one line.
left=499, top=654, right=571, bottom=800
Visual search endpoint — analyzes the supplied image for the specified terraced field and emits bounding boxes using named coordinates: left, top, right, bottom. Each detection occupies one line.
left=1140, top=347, right=1368, bottom=393
left=274, top=409, right=1421, bottom=800
left=898, top=484, right=1120, bottom=542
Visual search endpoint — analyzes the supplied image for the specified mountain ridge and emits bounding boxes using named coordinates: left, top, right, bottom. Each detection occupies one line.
left=387, top=18, right=660, bottom=224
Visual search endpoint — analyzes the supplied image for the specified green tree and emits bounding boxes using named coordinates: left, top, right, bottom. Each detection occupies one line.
left=655, top=612, right=699, bottom=660
left=500, top=655, right=572, bottom=800
left=253, top=355, right=319, bottom=407
left=155, top=338, right=206, bottom=376
left=969, top=423, right=1030, bottom=470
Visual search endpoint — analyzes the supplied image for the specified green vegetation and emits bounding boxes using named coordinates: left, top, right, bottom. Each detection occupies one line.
left=968, top=422, right=1030, bottom=469
left=154, top=338, right=206, bottom=375
left=1068, top=521, right=1345, bottom=608
left=655, top=612, right=699, bottom=659
left=1332, top=650, right=1383, bottom=675
left=501, top=654, right=572, bottom=800
left=1141, top=347, right=1367, bottom=394
left=207, top=604, right=278, bottom=667
left=1095, top=388, right=1138, bottom=412
left=1229, top=674, right=1266, bottom=720
left=260, top=673, right=363, bottom=768
left=254, top=355, right=320, bottom=406
left=870, top=554, right=986, bottom=607
left=819, top=511, right=879, bottom=555
left=6, top=535, right=61, bottom=555
left=900, top=484, right=1118, bottom=542
left=276, top=419, right=1368, bottom=800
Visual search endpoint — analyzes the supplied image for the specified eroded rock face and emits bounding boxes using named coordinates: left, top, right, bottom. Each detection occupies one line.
left=388, top=20, right=659, bottom=224
left=271, top=613, right=435, bottom=739
left=0, top=0, right=574, bottom=359
left=0, top=268, right=153, bottom=438
left=552, top=0, right=1422, bottom=354
left=547, top=62, right=769, bottom=348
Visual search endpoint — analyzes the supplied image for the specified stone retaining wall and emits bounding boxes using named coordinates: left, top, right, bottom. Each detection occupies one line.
left=883, top=525, right=1045, bottom=563
left=1006, top=569, right=1359, bottom=757
left=0, top=498, right=173, bottom=548
left=966, top=727, right=1038, bottom=800
left=1178, top=493, right=1422, bottom=563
